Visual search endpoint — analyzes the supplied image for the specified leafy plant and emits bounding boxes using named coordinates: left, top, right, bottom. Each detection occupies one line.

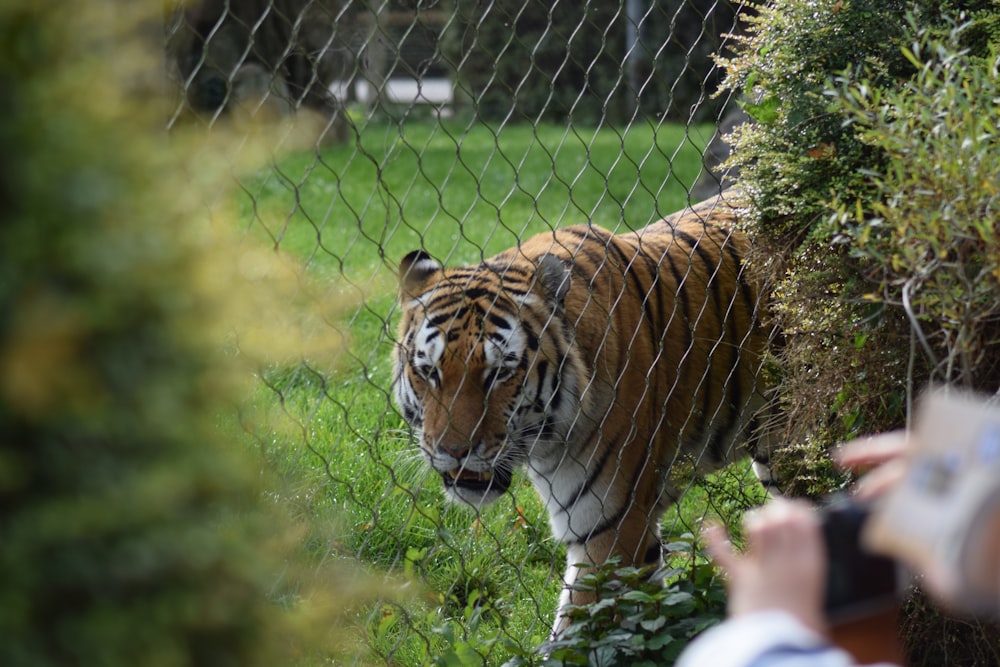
left=0, top=3, right=378, bottom=666
left=721, top=0, right=918, bottom=226
left=505, top=538, right=726, bottom=667
left=715, top=0, right=1000, bottom=488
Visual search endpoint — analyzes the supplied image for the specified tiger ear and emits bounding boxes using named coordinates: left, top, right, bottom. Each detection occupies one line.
left=398, top=250, right=441, bottom=298
left=535, top=254, right=571, bottom=306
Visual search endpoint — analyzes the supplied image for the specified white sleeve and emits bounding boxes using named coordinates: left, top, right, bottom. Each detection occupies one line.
left=676, top=611, right=896, bottom=667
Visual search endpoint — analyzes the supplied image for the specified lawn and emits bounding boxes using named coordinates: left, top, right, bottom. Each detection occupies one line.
left=236, top=118, right=764, bottom=664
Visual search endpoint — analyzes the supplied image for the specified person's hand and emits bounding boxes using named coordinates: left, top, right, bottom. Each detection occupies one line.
left=703, top=497, right=828, bottom=636
left=833, top=431, right=908, bottom=501
left=837, top=431, right=980, bottom=605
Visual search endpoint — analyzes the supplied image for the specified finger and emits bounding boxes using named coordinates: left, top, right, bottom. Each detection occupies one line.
left=833, top=431, right=909, bottom=471
left=702, top=522, right=738, bottom=573
left=744, top=497, right=812, bottom=527
left=743, top=498, right=820, bottom=555
left=853, top=458, right=907, bottom=501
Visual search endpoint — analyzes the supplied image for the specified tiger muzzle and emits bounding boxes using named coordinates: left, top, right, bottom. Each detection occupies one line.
left=440, top=464, right=512, bottom=495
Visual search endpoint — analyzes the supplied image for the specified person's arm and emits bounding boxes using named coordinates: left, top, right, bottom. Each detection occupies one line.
left=677, top=609, right=857, bottom=667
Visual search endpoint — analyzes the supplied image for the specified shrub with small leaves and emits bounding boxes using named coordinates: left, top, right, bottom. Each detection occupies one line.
left=0, top=2, right=373, bottom=665
left=826, top=18, right=1000, bottom=390
left=717, top=0, right=1000, bottom=488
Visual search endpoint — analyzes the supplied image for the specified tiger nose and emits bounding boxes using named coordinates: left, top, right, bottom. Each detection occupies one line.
left=437, top=442, right=471, bottom=460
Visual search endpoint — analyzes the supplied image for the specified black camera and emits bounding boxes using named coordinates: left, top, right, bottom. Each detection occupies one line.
left=820, top=493, right=902, bottom=622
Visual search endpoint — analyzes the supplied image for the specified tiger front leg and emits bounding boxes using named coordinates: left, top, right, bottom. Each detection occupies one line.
left=552, top=518, right=663, bottom=637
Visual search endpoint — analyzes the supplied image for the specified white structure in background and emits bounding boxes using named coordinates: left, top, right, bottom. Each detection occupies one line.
left=331, top=78, right=452, bottom=107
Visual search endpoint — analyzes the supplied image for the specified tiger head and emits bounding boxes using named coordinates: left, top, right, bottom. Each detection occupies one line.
left=392, top=249, right=583, bottom=506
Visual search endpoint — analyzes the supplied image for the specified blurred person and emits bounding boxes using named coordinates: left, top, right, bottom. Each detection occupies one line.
left=677, top=434, right=914, bottom=667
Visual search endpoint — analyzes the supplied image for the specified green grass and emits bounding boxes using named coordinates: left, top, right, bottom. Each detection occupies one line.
left=238, top=119, right=715, bottom=273
left=238, top=118, right=762, bottom=664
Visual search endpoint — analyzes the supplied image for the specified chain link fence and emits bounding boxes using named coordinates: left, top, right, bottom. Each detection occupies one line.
left=165, top=1, right=769, bottom=662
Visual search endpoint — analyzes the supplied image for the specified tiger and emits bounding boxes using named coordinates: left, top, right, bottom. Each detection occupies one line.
left=391, top=191, right=776, bottom=634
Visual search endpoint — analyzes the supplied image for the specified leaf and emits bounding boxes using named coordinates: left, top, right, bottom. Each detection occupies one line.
left=660, top=591, right=694, bottom=606
left=621, top=590, right=656, bottom=604
left=662, top=540, right=694, bottom=553
left=901, top=45, right=922, bottom=69
left=644, top=633, right=675, bottom=650
left=589, top=598, right=618, bottom=614
left=639, top=616, right=667, bottom=632
left=606, top=646, right=634, bottom=667
left=451, top=643, right=486, bottom=666
left=740, top=96, right=780, bottom=124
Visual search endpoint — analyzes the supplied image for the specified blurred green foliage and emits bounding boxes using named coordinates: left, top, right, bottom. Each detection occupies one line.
left=443, top=0, right=741, bottom=124
left=0, top=2, right=374, bottom=665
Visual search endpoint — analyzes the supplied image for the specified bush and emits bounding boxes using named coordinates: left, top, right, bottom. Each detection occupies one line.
left=717, top=0, right=1000, bottom=486
left=825, top=33, right=1000, bottom=661
left=827, top=20, right=1000, bottom=390
left=721, top=0, right=917, bottom=224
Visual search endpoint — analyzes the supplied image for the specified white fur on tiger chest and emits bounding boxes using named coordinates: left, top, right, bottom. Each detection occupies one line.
left=522, top=405, right=615, bottom=543
left=526, top=462, right=609, bottom=543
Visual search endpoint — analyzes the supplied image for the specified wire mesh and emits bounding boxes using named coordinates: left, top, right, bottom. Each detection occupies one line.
left=165, top=0, right=767, bottom=662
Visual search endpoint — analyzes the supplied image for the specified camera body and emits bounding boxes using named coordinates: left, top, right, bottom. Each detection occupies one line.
left=806, top=390, right=1000, bottom=623
left=862, top=390, right=1000, bottom=617
left=819, top=493, right=901, bottom=623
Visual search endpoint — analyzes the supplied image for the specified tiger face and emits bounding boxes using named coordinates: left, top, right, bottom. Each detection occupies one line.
left=393, top=250, right=585, bottom=506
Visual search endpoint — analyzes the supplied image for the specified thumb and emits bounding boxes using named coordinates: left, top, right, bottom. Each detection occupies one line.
left=702, top=522, right=738, bottom=574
